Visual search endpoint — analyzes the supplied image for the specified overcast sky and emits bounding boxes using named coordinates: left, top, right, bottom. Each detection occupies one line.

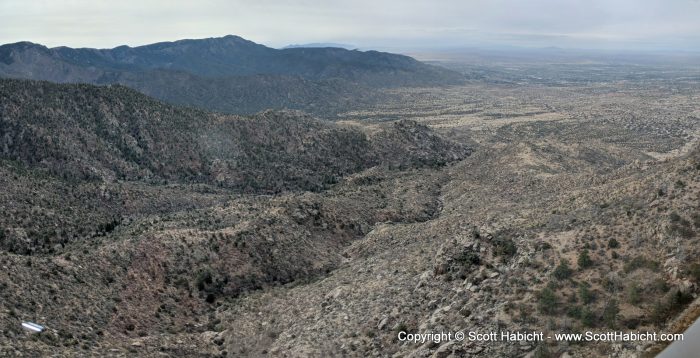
left=1, top=0, right=699, bottom=52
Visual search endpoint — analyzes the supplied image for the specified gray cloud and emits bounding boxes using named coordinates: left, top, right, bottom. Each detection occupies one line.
left=0, top=0, right=698, bottom=51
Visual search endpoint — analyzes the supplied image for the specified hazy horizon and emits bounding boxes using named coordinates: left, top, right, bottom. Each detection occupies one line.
left=1, top=0, right=699, bottom=54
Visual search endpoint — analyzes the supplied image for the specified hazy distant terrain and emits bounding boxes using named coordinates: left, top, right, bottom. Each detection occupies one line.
left=282, top=43, right=355, bottom=49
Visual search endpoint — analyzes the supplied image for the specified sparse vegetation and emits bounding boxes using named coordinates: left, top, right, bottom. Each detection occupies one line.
left=553, top=259, right=573, bottom=280
left=578, top=249, right=593, bottom=269
left=580, top=308, right=596, bottom=327
left=626, top=283, right=642, bottom=305
left=456, top=251, right=481, bottom=267
left=537, top=287, right=558, bottom=314
left=493, top=236, right=517, bottom=257
left=651, top=289, right=694, bottom=325
left=688, top=263, right=700, bottom=283
left=579, top=283, right=595, bottom=304
left=602, top=299, right=620, bottom=328
left=624, top=256, right=660, bottom=273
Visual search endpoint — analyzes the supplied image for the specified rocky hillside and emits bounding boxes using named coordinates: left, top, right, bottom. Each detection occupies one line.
left=0, top=79, right=469, bottom=189
left=2, top=112, right=697, bottom=357
left=0, top=36, right=462, bottom=116
left=0, top=77, right=473, bottom=356
left=3, top=66, right=697, bottom=357
left=210, top=132, right=700, bottom=358
left=0, top=78, right=470, bottom=256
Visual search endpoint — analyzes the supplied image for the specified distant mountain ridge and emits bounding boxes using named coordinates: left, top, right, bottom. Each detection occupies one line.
left=0, top=35, right=463, bottom=116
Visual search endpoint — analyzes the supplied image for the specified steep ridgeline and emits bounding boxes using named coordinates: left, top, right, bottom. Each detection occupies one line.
left=0, top=78, right=470, bottom=193
left=0, top=36, right=463, bottom=116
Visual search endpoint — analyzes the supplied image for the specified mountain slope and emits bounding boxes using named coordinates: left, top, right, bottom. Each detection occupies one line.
left=0, top=78, right=471, bottom=254
left=0, top=79, right=469, bottom=189
left=0, top=36, right=463, bottom=116
left=0, top=78, right=471, bottom=355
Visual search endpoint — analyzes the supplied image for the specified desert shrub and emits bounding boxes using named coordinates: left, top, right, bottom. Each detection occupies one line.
left=518, top=304, right=536, bottom=324
left=578, top=249, right=593, bottom=269
left=471, top=227, right=481, bottom=239
left=602, top=275, right=622, bottom=293
left=674, top=290, right=693, bottom=306
left=493, top=237, right=517, bottom=257
left=651, top=302, right=666, bottom=325
left=583, top=242, right=597, bottom=250
left=624, top=317, right=641, bottom=329
left=97, top=219, right=120, bottom=234
left=688, top=263, right=700, bottom=283
left=651, top=289, right=694, bottom=325
left=456, top=250, right=481, bottom=267
left=690, top=213, right=700, bottom=228
left=579, top=283, right=595, bottom=304
left=653, top=278, right=670, bottom=293
left=580, top=308, right=595, bottom=327
left=174, top=276, right=189, bottom=289
left=603, top=299, right=620, bottom=328
left=196, top=269, right=213, bottom=291
left=624, top=256, right=660, bottom=273
left=566, top=305, right=582, bottom=318
left=536, top=242, right=552, bottom=251
left=537, top=287, right=558, bottom=314
left=553, top=259, right=573, bottom=280
left=670, top=220, right=695, bottom=238
left=626, top=283, right=642, bottom=305
left=607, top=238, right=620, bottom=249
